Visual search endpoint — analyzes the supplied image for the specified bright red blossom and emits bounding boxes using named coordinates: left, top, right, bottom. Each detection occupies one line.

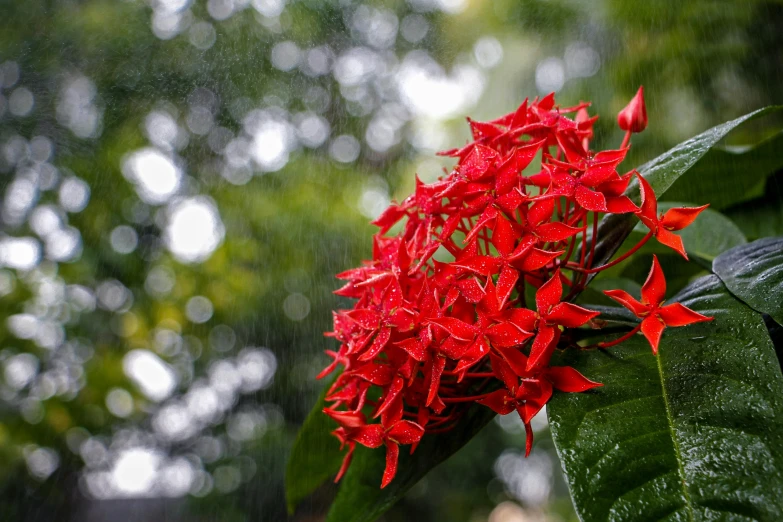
left=318, top=88, right=712, bottom=488
left=603, top=255, right=713, bottom=354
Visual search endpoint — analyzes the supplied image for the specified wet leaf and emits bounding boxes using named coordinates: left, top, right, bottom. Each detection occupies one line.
left=549, top=275, right=783, bottom=521
left=713, top=236, right=783, bottom=325
left=661, top=130, right=783, bottom=210
left=285, top=375, right=344, bottom=514
left=725, top=172, right=783, bottom=240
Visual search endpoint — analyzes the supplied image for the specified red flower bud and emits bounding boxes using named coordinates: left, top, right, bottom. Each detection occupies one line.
left=617, top=86, right=647, bottom=133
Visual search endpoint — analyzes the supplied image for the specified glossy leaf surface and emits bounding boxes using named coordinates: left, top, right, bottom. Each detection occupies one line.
left=662, top=130, right=783, bottom=210
left=713, top=236, right=783, bottom=325
left=549, top=275, right=783, bottom=521
left=285, top=376, right=343, bottom=514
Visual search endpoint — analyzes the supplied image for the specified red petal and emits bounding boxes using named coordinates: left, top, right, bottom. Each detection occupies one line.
left=536, top=270, right=563, bottom=313
left=536, top=222, right=581, bottom=242
left=546, top=366, right=603, bottom=392
left=524, top=420, right=534, bottom=457
left=656, top=228, right=688, bottom=259
left=640, top=316, right=665, bottom=355
left=641, top=255, right=666, bottom=307
left=387, top=420, right=425, bottom=445
left=580, top=166, right=618, bottom=187
left=426, top=356, right=446, bottom=407
left=372, top=204, right=406, bottom=233
left=468, top=118, right=503, bottom=141
left=486, top=321, right=532, bottom=348
left=381, top=442, right=400, bottom=489
left=496, top=265, right=519, bottom=309
left=492, top=215, right=518, bottom=257
left=428, top=317, right=477, bottom=342
left=520, top=382, right=552, bottom=424
left=353, top=424, right=385, bottom=448
left=496, top=345, right=530, bottom=378
left=547, top=302, right=600, bottom=328
left=359, top=327, right=392, bottom=361
left=556, top=129, right=587, bottom=164
left=463, top=206, right=498, bottom=245
left=661, top=204, right=709, bottom=231
left=476, top=389, right=515, bottom=415
left=346, top=309, right=381, bottom=330
left=605, top=195, right=639, bottom=214
left=592, top=148, right=628, bottom=168
left=527, top=198, right=555, bottom=226
left=495, top=190, right=525, bottom=215
left=453, top=337, right=490, bottom=374
left=516, top=248, right=563, bottom=272
left=603, top=289, right=648, bottom=317
left=575, top=185, right=608, bottom=212
left=490, top=352, right=519, bottom=391
left=334, top=442, right=355, bottom=483
left=658, top=303, right=713, bottom=327
left=439, top=335, right=471, bottom=359
left=457, top=277, right=487, bottom=303
left=506, top=308, right=538, bottom=332
left=460, top=144, right=499, bottom=180
left=374, top=376, right=405, bottom=419
left=526, top=324, right=560, bottom=371
left=351, top=361, right=394, bottom=385
left=324, top=409, right=366, bottom=428
left=635, top=172, right=658, bottom=226
left=395, top=336, right=428, bottom=362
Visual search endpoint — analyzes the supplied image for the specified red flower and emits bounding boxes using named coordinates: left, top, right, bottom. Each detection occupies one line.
left=495, top=270, right=599, bottom=372
left=317, top=91, right=712, bottom=488
left=603, top=255, right=713, bottom=354
left=478, top=349, right=601, bottom=455
left=617, top=86, right=648, bottom=133
left=325, top=408, right=424, bottom=488
left=635, top=172, right=708, bottom=259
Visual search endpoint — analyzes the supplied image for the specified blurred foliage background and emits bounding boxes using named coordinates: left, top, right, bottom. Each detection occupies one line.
left=1, top=0, right=782, bottom=520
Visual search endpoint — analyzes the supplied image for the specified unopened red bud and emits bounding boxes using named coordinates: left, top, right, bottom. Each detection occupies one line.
left=617, top=86, right=647, bottom=133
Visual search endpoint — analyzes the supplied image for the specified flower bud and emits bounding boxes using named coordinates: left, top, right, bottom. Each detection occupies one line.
left=617, top=86, right=647, bottom=133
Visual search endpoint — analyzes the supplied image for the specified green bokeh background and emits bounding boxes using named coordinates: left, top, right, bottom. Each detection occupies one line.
left=1, top=1, right=782, bottom=520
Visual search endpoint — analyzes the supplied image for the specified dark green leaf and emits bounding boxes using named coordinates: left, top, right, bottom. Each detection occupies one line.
left=661, top=130, right=783, bottom=210
left=713, top=236, right=783, bottom=325
left=325, top=403, right=496, bottom=522
left=549, top=275, right=783, bottom=521
left=590, top=106, right=782, bottom=281
left=725, top=171, right=783, bottom=240
left=285, top=375, right=344, bottom=514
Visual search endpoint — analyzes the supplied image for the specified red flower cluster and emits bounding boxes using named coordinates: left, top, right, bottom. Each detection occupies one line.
left=319, top=89, right=712, bottom=488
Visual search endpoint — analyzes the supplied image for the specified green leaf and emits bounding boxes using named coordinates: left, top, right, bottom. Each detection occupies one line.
left=325, top=403, right=496, bottom=522
left=725, top=172, right=783, bottom=240
left=590, top=106, right=782, bottom=279
left=285, top=375, right=344, bottom=514
left=713, top=236, right=783, bottom=325
left=661, top=130, right=783, bottom=210
left=549, top=275, right=783, bottom=521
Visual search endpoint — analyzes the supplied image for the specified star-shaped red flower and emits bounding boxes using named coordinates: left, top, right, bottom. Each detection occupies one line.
left=603, top=255, right=713, bottom=354
left=635, top=173, right=708, bottom=259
